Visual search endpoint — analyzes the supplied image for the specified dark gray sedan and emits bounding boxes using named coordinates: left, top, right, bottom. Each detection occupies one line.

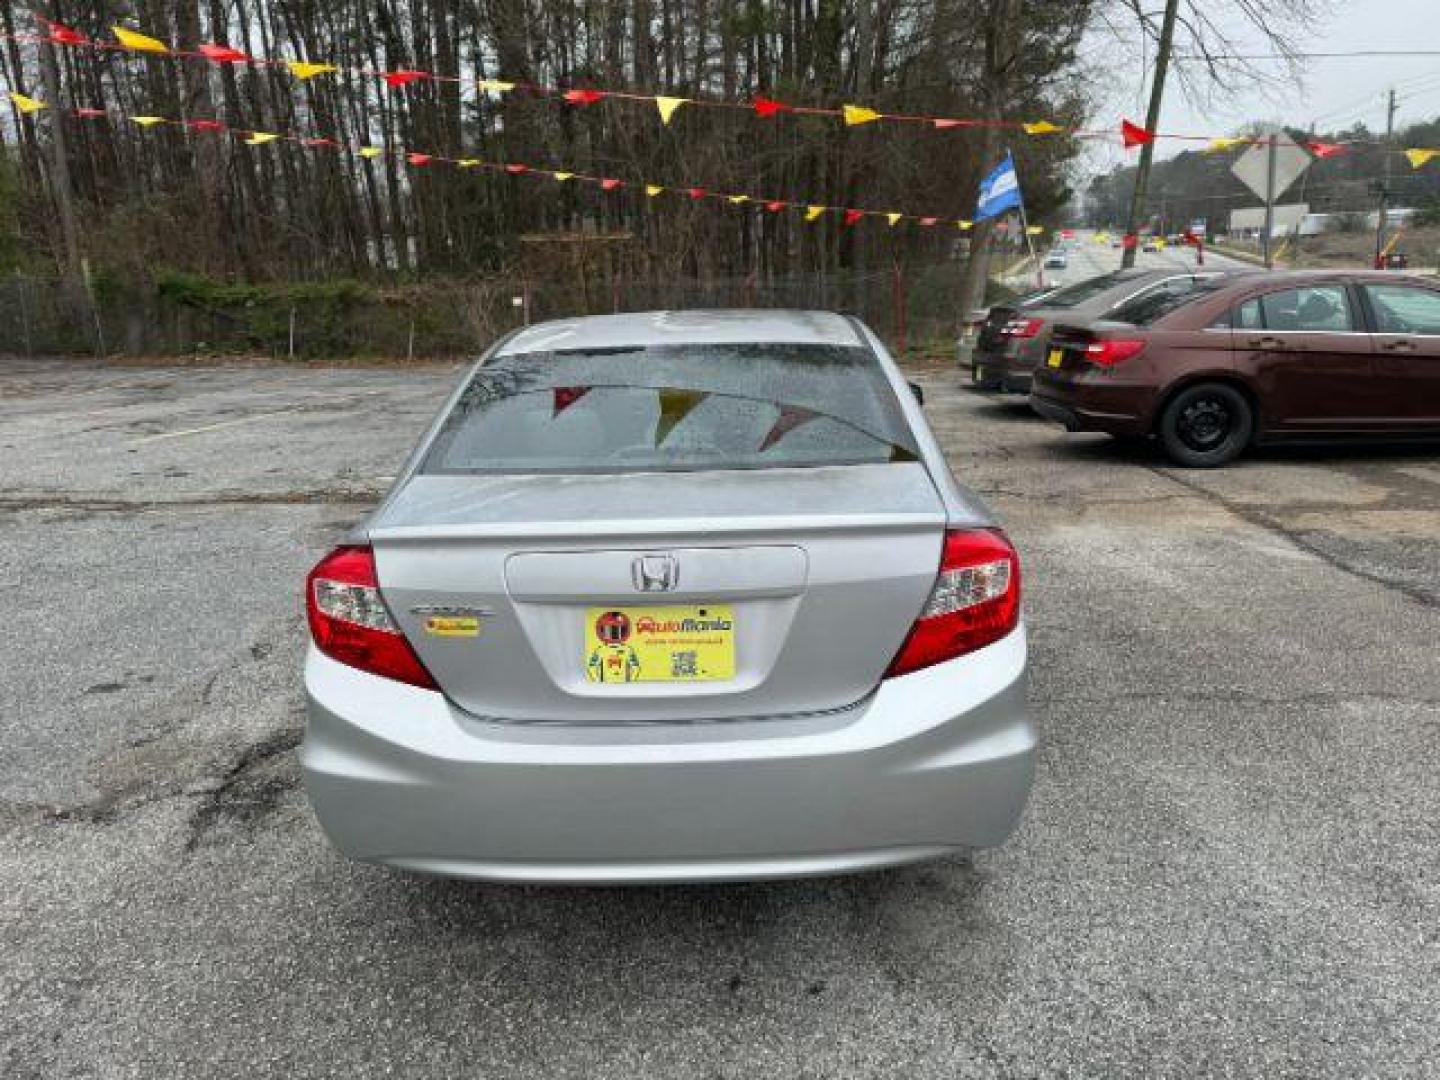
left=969, top=268, right=1246, bottom=393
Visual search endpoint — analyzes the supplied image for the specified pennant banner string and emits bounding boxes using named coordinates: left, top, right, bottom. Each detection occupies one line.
left=6, top=23, right=1425, bottom=150
left=11, top=101, right=1017, bottom=229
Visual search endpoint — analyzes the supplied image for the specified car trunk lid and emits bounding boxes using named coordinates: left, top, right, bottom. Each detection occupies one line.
left=368, top=464, right=947, bottom=723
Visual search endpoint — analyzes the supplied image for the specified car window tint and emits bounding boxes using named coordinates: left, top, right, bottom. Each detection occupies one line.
left=423, top=343, right=919, bottom=475
left=1362, top=284, right=1440, bottom=334
left=1041, top=270, right=1147, bottom=308
left=1234, top=298, right=1263, bottom=329
left=1104, top=278, right=1226, bottom=326
left=1259, top=286, right=1353, bottom=332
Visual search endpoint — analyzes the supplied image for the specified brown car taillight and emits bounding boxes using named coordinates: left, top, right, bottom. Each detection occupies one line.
left=306, top=545, right=439, bottom=690
left=1084, top=339, right=1147, bottom=367
left=885, top=529, right=1021, bottom=678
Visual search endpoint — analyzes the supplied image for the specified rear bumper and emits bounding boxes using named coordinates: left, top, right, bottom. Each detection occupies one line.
left=301, top=627, right=1035, bottom=884
left=1030, top=382, right=1151, bottom=436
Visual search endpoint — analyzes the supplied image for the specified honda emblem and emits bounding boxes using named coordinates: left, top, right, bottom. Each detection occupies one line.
left=632, top=554, right=679, bottom=593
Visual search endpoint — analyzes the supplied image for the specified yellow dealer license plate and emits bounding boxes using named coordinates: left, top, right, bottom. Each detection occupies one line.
left=1047, top=348, right=1064, bottom=368
left=584, top=605, right=735, bottom=683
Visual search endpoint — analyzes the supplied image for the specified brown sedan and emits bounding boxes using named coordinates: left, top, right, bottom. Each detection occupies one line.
left=1030, top=270, right=1440, bottom=466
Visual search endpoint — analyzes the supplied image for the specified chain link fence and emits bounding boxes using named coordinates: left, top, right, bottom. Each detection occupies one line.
left=0, top=261, right=973, bottom=362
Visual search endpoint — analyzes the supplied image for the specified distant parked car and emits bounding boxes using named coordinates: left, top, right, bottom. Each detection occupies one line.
left=1141, top=238, right=1161, bottom=253
left=966, top=269, right=1244, bottom=393
left=1044, top=249, right=1069, bottom=269
left=1030, top=271, right=1440, bottom=466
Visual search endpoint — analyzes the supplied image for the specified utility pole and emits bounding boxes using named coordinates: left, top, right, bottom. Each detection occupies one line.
left=1121, top=0, right=1180, bottom=269
left=1374, top=87, right=1397, bottom=268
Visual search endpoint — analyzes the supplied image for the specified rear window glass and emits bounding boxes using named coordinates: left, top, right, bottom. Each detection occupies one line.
left=423, top=343, right=919, bottom=475
left=1105, top=279, right=1226, bottom=326
left=1041, top=270, right=1148, bottom=309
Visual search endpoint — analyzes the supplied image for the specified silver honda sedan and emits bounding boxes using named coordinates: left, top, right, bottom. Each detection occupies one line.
left=302, top=310, right=1034, bottom=883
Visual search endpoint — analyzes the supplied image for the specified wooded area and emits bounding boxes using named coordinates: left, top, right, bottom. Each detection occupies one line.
left=0, top=1, right=1091, bottom=291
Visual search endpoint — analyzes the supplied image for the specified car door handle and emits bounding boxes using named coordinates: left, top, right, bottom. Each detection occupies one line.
left=1381, top=339, right=1415, bottom=352
left=1247, top=335, right=1284, bottom=349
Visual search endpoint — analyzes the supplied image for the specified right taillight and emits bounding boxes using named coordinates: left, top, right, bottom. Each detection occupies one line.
left=1084, top=338, right=1147, bottom=366
left=306, top=545, right=439, bottom=690
left=885, top=528, right=1021, bottom=678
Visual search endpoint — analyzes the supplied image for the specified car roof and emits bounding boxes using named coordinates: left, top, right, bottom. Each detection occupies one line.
left=497, top=310, right=863, bottom=355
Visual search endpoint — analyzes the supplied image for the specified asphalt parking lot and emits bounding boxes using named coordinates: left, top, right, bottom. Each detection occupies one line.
left=3, top=354, right=1437, bottom=1078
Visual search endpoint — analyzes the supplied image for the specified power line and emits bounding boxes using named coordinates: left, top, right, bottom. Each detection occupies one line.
left=1175, top=50, right=1440, bottom=61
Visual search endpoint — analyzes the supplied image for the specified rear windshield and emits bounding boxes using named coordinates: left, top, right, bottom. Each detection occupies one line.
left=423, top=343, right=919, bottom=474
left=1040, top=270, right=1149, bottom=309
left=1105, top=279, right=1227, bottom=326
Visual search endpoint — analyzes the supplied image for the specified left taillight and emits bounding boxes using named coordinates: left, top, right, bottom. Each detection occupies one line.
left=1002, top=317, right=1046, bottom=339
left=305, top=545, right=439, bottom=690
left=885, top=528, right=1022, bottom=679
left=1084, top=338, right=1147, bottom=367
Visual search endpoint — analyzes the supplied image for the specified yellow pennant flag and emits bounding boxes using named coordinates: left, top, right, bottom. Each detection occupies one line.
left=1207, top=137, right=1243, bottom=152
left=655, top=96, right=686, bottom=125
left=842, top=104, right=882, bottom=126
left=245, top=132, right=280, bottom=145
left=553, top=171, right=574, bottom=181
left=645, top=184, right=664, bottom=197
left=8, top=92, right=45, bottom=114
left=456, top=158, right=481, bottom=168
left=727, top=194, right=749, bottom=205
left=113, top=27, right=169, bottom=53
left=357, top=146, right=384, bottom=159
left=1025, top=225, right=1044, bottom=235
left=288, top=60, right=337, bottom=80
left=805, top=205, right=826, bottom=222
left=886, top=212, right=902, bottom=227
left=957, top=219, right=972, bottom=230
left=1023, top=120, right=1061, bottom=135
left=1405, top=148, right=1440, bottom=169
left=477, top=79, right=515, bottom=93
left=130, top=116, right=166, bottom=127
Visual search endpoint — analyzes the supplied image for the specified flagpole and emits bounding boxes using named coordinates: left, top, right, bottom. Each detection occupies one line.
left=1009, top=148, right=1042, bottom=288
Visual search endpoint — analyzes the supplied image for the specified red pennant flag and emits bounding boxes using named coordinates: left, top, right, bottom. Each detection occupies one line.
left=920, top=216, right=939, bottom=226
left=1306, top=140, right=1345, bottom=158
left=382, top=69, right=428, bottom=88
left=765, top=200, right=786, bottom=213
left=752, top=96, right=787, bottom=118
left=199, top=43, right=251, bottom=63
left=600, top=178, right=622, bottom=191
left=186, top=119, right=227, bottom=132
left=932, top=118, right=965, bottom=130
left=688, top=187, right=707, bottom=200
left=74, top=107, right=107, bottom=119
left=303, top=137, right=339, bottom=148
left=407, top=152, right=433, bottom=166
left=505, top=163, right=528, bottom=175
left=843, top=209, right=865, bottom=226
left=39, top=18, right=87, bottom=45
left=1121, top=233, right=1139, bottom=249
left=552, top=387, right=591, bottom=416
left=563, top=89, right=605, bottom=106
left=1121, top=119, right=1153, bottom=149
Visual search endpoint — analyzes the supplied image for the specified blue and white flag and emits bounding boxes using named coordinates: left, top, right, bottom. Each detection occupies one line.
left=975, top=153, right=1022, bottom=222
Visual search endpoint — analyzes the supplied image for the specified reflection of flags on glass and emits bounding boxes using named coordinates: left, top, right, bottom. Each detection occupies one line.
left=975, top=153, right=1022, bottom=222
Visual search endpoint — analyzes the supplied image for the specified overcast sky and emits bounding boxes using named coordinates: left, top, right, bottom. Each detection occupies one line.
left=1081, top=0, right=1440, bottom=174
